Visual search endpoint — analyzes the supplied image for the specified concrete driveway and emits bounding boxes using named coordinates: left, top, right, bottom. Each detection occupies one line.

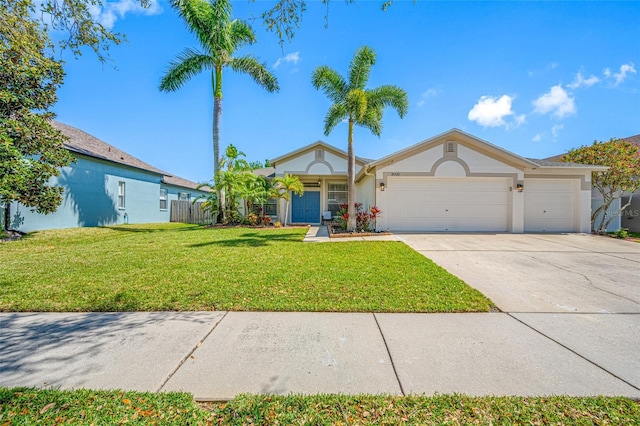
left=398, top=233, right=640, bottom=313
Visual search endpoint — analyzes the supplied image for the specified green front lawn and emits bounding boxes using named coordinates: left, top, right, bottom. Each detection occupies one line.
left=2, top=388, right=639, bottom=425
left=0, top=223, right=493, bottom=312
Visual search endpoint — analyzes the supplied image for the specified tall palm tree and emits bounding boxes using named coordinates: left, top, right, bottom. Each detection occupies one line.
left=272, top=173, right=304, bottom=226
left=159, top=0, right=279, bottom=202
left=312, top=46, right=408, bottom=231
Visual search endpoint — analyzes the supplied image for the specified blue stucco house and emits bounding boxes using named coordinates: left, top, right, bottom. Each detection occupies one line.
left=6, top=121, right=209, bottom=232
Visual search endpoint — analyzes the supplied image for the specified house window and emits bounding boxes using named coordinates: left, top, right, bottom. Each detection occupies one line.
left=118, top=182, right=126, bottom=209
left=252, top=198, right=278, bottom=216
left=178, top=192, right=190, bottom=201
left=327, top=183, right=348, bottom=215
left=159, top=188, right=168, bottom=210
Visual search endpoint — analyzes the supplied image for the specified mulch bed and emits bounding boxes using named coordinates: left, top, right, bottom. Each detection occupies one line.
left=328, top=224, right=392, bottom=238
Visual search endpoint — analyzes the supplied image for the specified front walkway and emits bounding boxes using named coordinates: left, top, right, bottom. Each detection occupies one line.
left=303, top=226, right=400, bottom=242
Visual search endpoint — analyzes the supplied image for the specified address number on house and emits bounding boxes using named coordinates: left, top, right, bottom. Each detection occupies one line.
left=391, top=172, right=401, bottom=176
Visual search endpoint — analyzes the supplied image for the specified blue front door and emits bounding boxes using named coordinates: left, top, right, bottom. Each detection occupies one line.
left=291, top=191, right=320, bottom=223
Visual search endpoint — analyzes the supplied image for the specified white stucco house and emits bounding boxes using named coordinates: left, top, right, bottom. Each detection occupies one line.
left=269, top=129, right=606, bottom=233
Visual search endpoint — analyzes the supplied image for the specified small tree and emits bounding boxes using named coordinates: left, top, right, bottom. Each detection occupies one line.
left=562, top=138, right=640, bottom=233
left=272, top=173, right=304, bottom=226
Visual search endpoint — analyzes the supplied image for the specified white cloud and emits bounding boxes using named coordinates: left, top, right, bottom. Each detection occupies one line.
left=532, top=134, right=542, bottom=142
left=273, top=52, right=301, bottom=69
left=92, top=0, right=162, bottom=29
left=604, top=63, right=637, bottom=86
left=467, top=95, right=523, bottom=128
left=416, top=88, right=439, bottom=107
left=532, top=85, right=576, bottom=118
left=551, top=124, right=564, bottom=140
left=567, top=71, right=600, bottom=89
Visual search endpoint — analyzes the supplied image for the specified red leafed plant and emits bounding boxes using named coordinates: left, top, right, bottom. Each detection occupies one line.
left=336, top=203, right=382, bottom=232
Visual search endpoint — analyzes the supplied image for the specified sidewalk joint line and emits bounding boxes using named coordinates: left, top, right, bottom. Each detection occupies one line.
left=373, top=313, right=405, bottom=396
left=156, top=311, right=229, bottom=393
left=507, top=313, right=640, bottom=392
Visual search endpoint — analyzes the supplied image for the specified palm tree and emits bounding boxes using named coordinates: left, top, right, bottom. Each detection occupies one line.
left=272, top=173, right=304, bottom=226
left=312, top=46, right=408, bottom=231
left=159, top=0, right=279, bottom=213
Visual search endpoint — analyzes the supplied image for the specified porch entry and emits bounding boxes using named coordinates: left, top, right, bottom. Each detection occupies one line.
left=291, top=191, right=320, bottom=223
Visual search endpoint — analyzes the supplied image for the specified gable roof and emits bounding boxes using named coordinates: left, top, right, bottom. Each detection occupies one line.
left=270, top=140, right=372, bottom=165
left=53, top=121, right=204, bottom=191
left=368, top=128, right=540, bottom=169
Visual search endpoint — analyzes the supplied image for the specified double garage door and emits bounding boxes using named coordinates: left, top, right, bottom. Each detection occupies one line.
left=385, top=177, right=510, bottom=232
left=384, top=177, right=577, bottom=232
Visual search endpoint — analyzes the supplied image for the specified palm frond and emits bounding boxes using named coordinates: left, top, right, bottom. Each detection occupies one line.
left=348, top=46, right=376, bottom=90
left=311, top=66, right=347, bottom=104
left=367, top=85, right=409, bottom=118
left=230, top=55, right=280, bottom=92
left=229, top=19, right=256, bottom=49
left=159, top=48, right=214, bottom=92
left=358, top=105, right=383, bottom=137
left=345, top=89, right=368, bottom=122
left=323, top=103, right=348, bottom=136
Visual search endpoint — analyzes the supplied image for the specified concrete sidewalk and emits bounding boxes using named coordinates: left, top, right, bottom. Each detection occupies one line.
left=1, top=311, right=638, bottom=400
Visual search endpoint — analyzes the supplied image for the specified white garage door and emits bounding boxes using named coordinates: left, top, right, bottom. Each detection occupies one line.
left=524, top=179, right=576, bottom=232
left=385, top=177, right=509, bottom=231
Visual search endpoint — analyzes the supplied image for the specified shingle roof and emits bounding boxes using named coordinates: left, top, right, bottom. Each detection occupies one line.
left=545, top=134, right=640, bottom=162
left=527, top=158, right=603, bottom=168
left=53, top=121, right=204, bottom=191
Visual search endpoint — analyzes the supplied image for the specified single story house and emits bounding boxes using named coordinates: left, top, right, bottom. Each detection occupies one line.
left=4, top=121, right=209, bottom=232
left=270, top=129, right=607, bottom=233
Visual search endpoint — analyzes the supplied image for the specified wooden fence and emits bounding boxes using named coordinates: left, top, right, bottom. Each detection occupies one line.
left=170, top=200, right=214, bottom=224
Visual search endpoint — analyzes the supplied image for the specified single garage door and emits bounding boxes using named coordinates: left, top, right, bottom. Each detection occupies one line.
left=524, top=179, right=576, bottom=232
left=385, top=177, right=509, bottom=231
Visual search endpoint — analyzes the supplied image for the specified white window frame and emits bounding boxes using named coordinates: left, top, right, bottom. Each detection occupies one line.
left=118, top=181, right=126, bottom=209
left=178, top=192, right=190, bottom=201
left=327, top=182, right=348, bottom=216
left=159, top=188, right=168, bottom=210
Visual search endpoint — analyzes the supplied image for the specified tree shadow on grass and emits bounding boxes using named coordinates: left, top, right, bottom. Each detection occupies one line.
left=105, top=225, right=202, bottom=233
left=188, top=231, right=304, bottom=248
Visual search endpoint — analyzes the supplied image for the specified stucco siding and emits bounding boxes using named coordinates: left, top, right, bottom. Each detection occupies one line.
left=8, top=156, right=207, bottom=232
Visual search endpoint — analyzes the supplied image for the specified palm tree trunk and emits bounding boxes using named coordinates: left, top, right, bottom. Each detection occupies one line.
left=284, top=199, right=290, bottom=226
left=213, top=67, right=223, bottom=222
left=347, top=118, right=356, bottom=232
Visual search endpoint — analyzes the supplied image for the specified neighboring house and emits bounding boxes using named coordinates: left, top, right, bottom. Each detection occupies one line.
left=6, top=121, right=209, bottom=232
left=546, top=134, right=640, bottom=233
left=270, top=129, right=606, bottom=233
left=620, top=135, right=640, bottom=232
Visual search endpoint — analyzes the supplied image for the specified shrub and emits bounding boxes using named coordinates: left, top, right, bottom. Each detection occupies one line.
left=613, top=228, right=629, bottom=239
left=335, top=203, right=382, bottom=232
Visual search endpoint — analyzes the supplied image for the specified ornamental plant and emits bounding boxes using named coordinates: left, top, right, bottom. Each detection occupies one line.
left=562, top=138, right=640, bottom=233
left=335, top=203, right=382, bottom=232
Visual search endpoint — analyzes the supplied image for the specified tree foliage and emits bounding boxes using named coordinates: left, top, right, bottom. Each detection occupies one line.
left=1, top=0, right=74, bottom=229
left=562, top=138, right=640, bottom=233
left=312, top=46, right=407, bottom=231
left=257, top=0, right=408, bottom=44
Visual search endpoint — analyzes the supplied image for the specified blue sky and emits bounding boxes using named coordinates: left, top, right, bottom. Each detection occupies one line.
left=51, top=0, right=640, bottom=184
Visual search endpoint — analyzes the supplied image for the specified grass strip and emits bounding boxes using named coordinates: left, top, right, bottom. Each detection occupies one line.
left=2, top=388, right=638, bottom=425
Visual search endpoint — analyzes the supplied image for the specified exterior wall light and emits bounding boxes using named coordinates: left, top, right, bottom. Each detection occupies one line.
left=380, top=182, right=385, bottom=191
left=516, top=184, right=524, bottom=192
